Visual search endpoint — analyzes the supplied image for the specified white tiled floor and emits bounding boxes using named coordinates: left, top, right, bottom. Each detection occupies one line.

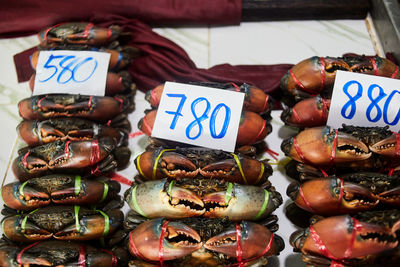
left=0, top=19, right=378, bottom=266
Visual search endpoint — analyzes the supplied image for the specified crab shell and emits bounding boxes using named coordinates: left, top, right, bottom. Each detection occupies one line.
left=18, top=94, right=130, bottom=123
left=145, top=83, right=272, bottom=115
left=281, top=126, right=371, bottom=166
left=287, top=177, right=378, bottom=215
left=0, top=240, right=121, bottom=266
left=17, top=118, right=127, bottom=147
left=30, top=48, right=131, bottom=72
left=29, top=71, right=134, bottom=96
left=1, top=205, right=123, bottom=242
left=290, top=214, right=399, bottom=260
left=124, top=178, right=280, bottom=221
left=134, top=148, right=272, bottom=185
left=1, top=174, right=120, bottom=211
left=12, top=138, right=117, bottom=181
left=138, top=109, right=270, bottom=147
left=281, top=96, right=330, bottom=127
left=369, top=133, right=400, bottom=158
left=38, top=22, right=121, bottom=47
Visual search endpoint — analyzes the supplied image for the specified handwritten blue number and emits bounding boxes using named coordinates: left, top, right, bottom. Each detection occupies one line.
left=186, top=97, right=210, bottom=140
left=57, top=56, right=79, bottom=84
left=341, top=80, right=363, bottom=119
left=366, top=84, right=386, bottom=122
left=209, top=103, right=231, bottom=138
left=39, top=54, right=64, bottom=82
left=165, top=94, right=187, bottom=129
left=383, top=90, right=400, bottom=125
left=72, top=57, right=98, bottom=83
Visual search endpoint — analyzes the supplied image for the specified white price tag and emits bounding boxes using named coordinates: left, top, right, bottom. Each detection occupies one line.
left=327, top=70, right=400, bottom=131
left=152, top=82, right=245, bottom=152
left=33, top=50, right=110, bottom=96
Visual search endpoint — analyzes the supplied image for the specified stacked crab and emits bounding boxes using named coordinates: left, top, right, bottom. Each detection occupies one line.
left=279, top=55, right=400, bottom=128
left=280, top=124, right=400, bottom=266
left=0, top=22, right=139, bottom=266
left=122, top=82, right=285, bottom=266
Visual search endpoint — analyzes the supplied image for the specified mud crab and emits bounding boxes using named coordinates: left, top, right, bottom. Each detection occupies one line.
left=0, top=240, right=128, bottom=267
left=29, top=71, right=136, bottom=96
left=134, top=146, right=272, bottom=185
left=38, top=22, right=123, bottom=48
left=124, top=177, right=282, bottom=221
left=290, top=209, right=400, bottom=266
left=146, top=82, right=273, bottom=116
left=281, top=55, right=400, bottom=106
left=12, top=137, right=131, bottom=181
left=17, top=117, right=129, bottom=147
left=287, top=172, right=400, bottom=215
left=139, top=109, right=271, bottom=147
left=18, top=93, right=135, bottom=123
left=1, top=174, right=121, bottom=211
left=125, top=217, right=284, bottom=266
left=1, top=205, right=123, bottom=242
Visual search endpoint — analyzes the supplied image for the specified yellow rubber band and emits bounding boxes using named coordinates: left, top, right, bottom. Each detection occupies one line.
left=152, top=149, right=176, bottom=180
left=231, top=153, right=248, bottom=184
left=255, top=162, right=265, bottom=184
left=131, top=185, right=147, bottom=218
left=135, top=154, right=146, bottom=179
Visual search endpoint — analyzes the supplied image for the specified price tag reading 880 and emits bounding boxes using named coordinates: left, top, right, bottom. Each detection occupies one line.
left=33, top=50, right=110, bottom=96
left=327, top=71, right=400, bottom=131
left=152, top=82, right=245, bottom=152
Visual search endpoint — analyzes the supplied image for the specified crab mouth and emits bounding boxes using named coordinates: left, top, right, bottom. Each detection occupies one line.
left=343, top=191, right=378, bottom=207
left=161, top=158, right=198, bottom=178
left=48, top=156, right=69, bottom=167
left=359, top=231, right=397, bottom=244
left=325, top=63, right=349, bottom=73
left=351, top=65, right=374, bottom=73
left=168, top=196, right=205, bottom=213
left=203, top=201, right=229, bottom=213
left=336, top=143, right=370, bottom=156
left=199, top=160, right=237, bottom=177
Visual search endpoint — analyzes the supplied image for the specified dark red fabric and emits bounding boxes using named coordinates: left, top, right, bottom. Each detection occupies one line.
left=0, top=0, right=241, bottom=38
left=13, top=15, right=293, bottom=100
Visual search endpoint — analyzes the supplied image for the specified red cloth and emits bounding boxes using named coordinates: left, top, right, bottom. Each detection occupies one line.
left=0, top=0, right=241, bottom=38
left=13, top=15, right=293, bottom=101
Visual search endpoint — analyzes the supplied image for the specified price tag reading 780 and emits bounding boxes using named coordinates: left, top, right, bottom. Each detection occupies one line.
left=152, top=82, right=245, bottom=152
left=327, top=70, right=400, bottom=131
left=33, top=50, right=110, bottom=96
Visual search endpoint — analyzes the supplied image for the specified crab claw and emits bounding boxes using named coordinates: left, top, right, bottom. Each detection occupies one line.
left=378, top=187, right=400, bottom=207
left=125, top=179, right=205, bottom=219
left=281, top=126, right=371, bottom=166
left=200, top=155, right=271, bottom=185
left=135, top=149, right=198, bottom=180
left=204, top=221, right=283, bottom=259
left=12, top=152, right=48, bottom=182
left=291, top=215, right=398, bottom=260
left=281, top=96, right=330, bottom=127
left=2, top=216, right=52, bottom=242
left=369, top=134, right=400, bottom=157
left=287, top=178, right=378, bottom=215
left=48, top=137, right=115, bottom=169
left=17, top=120, right=63, bottom=146
left=203, top=184, right=280, bottom=221
left=54, top=209, right=123, bottom=241
left=129, top=218, right=202, bottom=261
left=1, top=182, right=50, bottom=210
left=145, top=84, right=164, bottom=107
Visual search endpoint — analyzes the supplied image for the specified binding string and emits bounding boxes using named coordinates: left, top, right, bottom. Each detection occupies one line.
left=17, top=242, right=40, bottom=265
left=101, top=249, right=117, bottom=267
left=90, top=139, right=100, bottom=175
left=78, top=244, right=86, bottom=267
left=319, top=57, right=326, bottom=91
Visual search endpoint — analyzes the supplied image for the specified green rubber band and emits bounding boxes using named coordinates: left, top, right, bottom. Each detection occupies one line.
left=131, top=186, right=147, bottom=218
left=167, top=180, right=174, bottom=200
left=100, top=182, right=109, bottom=203
left=231, top=153, right=248, bottom=184
left=225, top=183, right=233, bottom=205
left=0, top=187, right=4, bottom=204
left=74, top=205, right=81, bottom=233
left=19, top=181, right=29, bottom=197
left=96, top=209, right=110, bottom=236
left=21, top=209, right=38, bottom=231
left=75, top=176, right=81, bottom=196
left=136, top=154, right=146, bottom=179
left=153, top=149, right=176, bottom=180
left=1, top=220, right=7, bottom=238
left=254, top=190, right=269, bottom=220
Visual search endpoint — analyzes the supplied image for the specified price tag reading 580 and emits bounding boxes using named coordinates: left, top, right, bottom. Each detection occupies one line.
left=33, top=50, right=110, bottom=96
left=152, top=82, right=245, bottom=152
left=327, top=71, right=400, bottom=131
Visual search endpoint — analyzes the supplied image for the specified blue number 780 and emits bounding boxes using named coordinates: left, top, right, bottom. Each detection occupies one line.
left=165, top=93, right=187, bottom=129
